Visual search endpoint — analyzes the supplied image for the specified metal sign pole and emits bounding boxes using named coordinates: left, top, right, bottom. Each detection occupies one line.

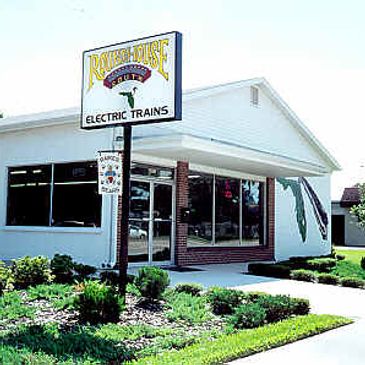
left=118, top=125, right=132, bottom=296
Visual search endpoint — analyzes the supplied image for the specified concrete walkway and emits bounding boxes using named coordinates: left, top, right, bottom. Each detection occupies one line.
left=161, top=263, right=365, bottom=365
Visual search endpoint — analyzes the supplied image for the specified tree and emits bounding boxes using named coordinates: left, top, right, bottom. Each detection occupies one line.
left=350, top=183, right=365, bottom=228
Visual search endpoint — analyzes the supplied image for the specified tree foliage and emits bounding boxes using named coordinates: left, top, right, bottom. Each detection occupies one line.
left=350, top=183, right=365, bottom=229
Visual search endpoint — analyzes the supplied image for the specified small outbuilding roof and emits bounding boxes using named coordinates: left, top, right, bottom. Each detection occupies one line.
left=340, top=186, right=360, bottom=207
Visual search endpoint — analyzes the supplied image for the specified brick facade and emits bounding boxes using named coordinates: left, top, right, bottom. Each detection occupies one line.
left=175, top=161, right=275, bottom=266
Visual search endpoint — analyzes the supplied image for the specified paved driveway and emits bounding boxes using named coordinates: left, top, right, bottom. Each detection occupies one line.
left=163, top=263, right=365, bottom=365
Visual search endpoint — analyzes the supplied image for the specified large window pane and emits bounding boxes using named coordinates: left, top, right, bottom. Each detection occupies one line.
left=7, top=165, right=51, bottom=226
left=242, top=180, right=264, bottom=245
left=52, top=162, right=101, bottom=227
left=215, top=177, right=240, bottom=245
left=188, top=172, right=213, bottom=245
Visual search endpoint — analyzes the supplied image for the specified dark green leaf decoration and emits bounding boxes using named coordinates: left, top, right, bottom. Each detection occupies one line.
left=277, top=178, right=307, bottom=242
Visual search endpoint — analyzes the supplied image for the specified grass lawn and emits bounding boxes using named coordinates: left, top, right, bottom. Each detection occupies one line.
left=129, top=315, right=352, bottom=365
left=334, top=247, right=364, bottom=265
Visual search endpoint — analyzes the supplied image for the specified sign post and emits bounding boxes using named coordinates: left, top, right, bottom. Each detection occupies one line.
left=81, top=31, right=182, bottom=296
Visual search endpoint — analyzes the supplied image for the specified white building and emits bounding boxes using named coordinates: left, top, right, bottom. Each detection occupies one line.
left=0, top=78, right=340, bottom=267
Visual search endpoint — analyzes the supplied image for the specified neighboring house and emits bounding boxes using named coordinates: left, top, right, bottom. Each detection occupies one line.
left=332, top=187, right=365, bottom=247
left=0, top=78, right=340, bottom=267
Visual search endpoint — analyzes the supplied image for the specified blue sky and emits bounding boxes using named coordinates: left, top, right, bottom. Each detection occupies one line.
left=1, top=0, right=365, bottom=198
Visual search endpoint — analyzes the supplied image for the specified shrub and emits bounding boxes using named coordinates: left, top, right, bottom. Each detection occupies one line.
left=74, top=280, right=123, bottom=324
left=11, top=256, right=53, bottom=289
left=290, top=297, right=310, bottom=315
left=340, top=277, right=365, bottom=289
left=246, top=293, right=310, bottom=318
left=50, top=254, right=74, bottom=284
left=135, top=266, right=170, bottom=300
left=73, top=263, right=97, bottom=281
left=206, top=287, right=243, bottom=315
left=254, top=295, right=298, bottom=323
left=228, top=303, right=266, bottom=329
left=306, top=258, right=337, bottom=273
left=336, top=254, right=346, bottom=261
left=290, top=269, right=316, bottom=282
left=361, top=257, right=365, bottom=270
left=248, top=263, right=291, bottom=278
left=317, top=273, right=339, bottom=285
left=174, top=283, right=204, bottom=296
left=100, top=271, right=120, bottom=286
left=165, top=292, right=211, bottom=324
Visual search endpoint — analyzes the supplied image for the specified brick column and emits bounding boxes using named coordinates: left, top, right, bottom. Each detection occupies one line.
left=175, top=161, right=189, bottom=266
left=266, top=177, right=275, bottom=258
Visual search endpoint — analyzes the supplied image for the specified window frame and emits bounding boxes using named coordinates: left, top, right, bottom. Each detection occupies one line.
left=187, top=172, right=266, bottom=247
left=5, top=160, right=102, bottom=230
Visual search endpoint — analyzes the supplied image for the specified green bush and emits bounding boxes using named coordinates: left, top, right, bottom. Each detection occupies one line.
left=336, top=254, right=346, bottom=261
left=290, top=297, right=311, bottom=315
left=228, top=303, right=266, bottom=329
left=306, top=258, right=337, bottom=273
left=246, top=292, right=310, bottom=318
left=317, top=273, right=340, bottom=285
left=50, top=254, right=74, bottom=283
left=290, top=269, right=316, bottom=282
left=11, top=256, right=53, bottom=289
left=74, top=280, right=123, bottom=324
left=100, top=271, right=120, bottom=286
left=135, top=266, right=170, bottom=300
left=206, top=287, right=243, bottom=315
left=361, top=257, right=365, bottom=270
left=174, top=283, right=204, bottom=296
left=340, top=277, right=365, bottom=289
left=248, top=263, right=291, bottom=278
left=254, top=295, right=298, bottom=323
left=165, top=292, right=211, bottom=324
left=73, top=263, right=97, bottom=281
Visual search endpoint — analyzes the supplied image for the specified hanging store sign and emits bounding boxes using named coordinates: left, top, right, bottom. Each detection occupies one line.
left=81, top=31, right=182, bottom=129
left=97, top=151, right=122, bottom=195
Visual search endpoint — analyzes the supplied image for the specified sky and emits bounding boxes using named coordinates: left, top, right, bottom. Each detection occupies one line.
left=0, top=0, right=364, bottom=199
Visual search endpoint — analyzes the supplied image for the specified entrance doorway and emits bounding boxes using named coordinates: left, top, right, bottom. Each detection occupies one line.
left=128, top=180, right=174, bottom=265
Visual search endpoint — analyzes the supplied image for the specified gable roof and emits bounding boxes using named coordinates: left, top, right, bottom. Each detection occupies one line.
left=0, top=78, right=340, bottom=172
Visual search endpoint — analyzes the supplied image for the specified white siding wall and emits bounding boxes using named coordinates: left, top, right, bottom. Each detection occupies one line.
left=275, top=175, right=332, bottom=261
left=0, top=123, right=116, bottom=267
left=138, top=86, right=329, bottom=169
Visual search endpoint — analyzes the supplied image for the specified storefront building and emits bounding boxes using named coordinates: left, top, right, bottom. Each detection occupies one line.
left=0, top=78, right=340, bottom=267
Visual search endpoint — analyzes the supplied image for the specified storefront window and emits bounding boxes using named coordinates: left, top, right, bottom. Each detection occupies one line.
left=7, top=165, right=51, bottom=226
left=187, top=171, right=265, bottom=247
left=52, top=162, right=101, bottom=227
left=242, top=180, right=264, bottom=245
left=188, top=172, right=213, bottom=245
left=6, top=161, right=101, bottom=227
left=215, top=177, right=240, bottom=245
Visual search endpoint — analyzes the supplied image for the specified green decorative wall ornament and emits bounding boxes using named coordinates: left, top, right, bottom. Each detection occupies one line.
left=277, top=177, right=328, bottom=242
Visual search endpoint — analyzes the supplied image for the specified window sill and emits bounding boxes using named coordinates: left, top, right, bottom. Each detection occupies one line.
left=1, top=226, right=103, bottom=234
left=187, top=243, right=263, bottom=249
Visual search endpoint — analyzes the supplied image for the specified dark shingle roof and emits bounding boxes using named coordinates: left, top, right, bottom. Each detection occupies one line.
left=340, top=187, right=360, bottom=207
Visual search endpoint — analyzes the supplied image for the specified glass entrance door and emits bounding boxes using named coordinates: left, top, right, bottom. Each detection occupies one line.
left=129, top=180, right=173, bottom=264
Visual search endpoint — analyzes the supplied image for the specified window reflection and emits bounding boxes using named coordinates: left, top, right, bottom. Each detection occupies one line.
left=188, top=172, right=213, bottom=245
left=242, top=180, right=264, bottom=245
left=215, top=177, right=240, bottom=245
